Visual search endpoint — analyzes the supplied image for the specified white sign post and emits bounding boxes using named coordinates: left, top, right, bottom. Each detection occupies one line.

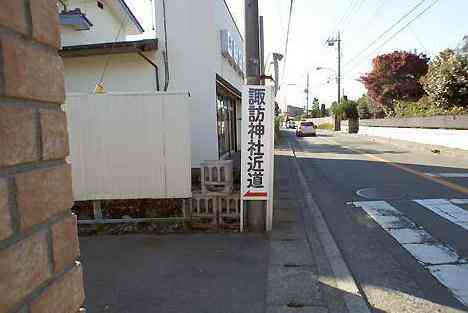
left=240, top=85, right=274, bottom=232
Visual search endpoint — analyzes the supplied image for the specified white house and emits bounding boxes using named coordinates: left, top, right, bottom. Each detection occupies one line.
left=60, top=0, right=245, bottom=168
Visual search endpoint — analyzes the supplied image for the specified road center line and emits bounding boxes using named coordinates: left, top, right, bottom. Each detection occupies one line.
left=324, top=138, right=468, bottom=196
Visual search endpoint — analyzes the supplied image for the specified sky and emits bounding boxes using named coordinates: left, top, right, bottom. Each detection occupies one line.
left=126, top=0, right=467, bottom=109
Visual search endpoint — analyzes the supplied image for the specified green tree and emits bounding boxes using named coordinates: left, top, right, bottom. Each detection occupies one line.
left=310, top=98, right=320, bottom=117
left=340, top=98, right=359, bottom=120
left=421, top=49, right=468, bottom=108
left=330, top=101, right=340, bottom=117
left=357, top=94, right=370, bottom=119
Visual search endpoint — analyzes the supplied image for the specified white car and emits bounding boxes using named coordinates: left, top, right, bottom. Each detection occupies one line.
left=296, top=121, right=316, bottom=137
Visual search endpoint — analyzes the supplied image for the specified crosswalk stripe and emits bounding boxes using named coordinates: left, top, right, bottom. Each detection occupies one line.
left=451, top=199, right=468, bottom=205
left=353, top=200, right=468, bottom=306
left=414, top=199, right=468, bottom=232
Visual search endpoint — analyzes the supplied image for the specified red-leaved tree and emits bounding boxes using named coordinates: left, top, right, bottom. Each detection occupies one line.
left=360, top=51, right=429, bottom=111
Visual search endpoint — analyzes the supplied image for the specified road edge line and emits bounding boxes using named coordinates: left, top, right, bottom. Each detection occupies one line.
left=288, top=140, right=372, bottom=313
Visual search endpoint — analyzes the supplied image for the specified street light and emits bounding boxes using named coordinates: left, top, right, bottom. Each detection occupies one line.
left=316, top=67, right=338, bottom=84
left=272, top=53, right=284, bottom=96
left=316, top=66, right=336, bottom=73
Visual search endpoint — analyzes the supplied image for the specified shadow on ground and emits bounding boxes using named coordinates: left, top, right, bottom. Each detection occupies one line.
left=80, top=233, right=268, bottom=313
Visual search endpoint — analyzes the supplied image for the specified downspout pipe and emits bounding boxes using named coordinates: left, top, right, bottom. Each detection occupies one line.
left=162, top=0, right=170, bottom=91
left=138, top=52, right=160, bottom=92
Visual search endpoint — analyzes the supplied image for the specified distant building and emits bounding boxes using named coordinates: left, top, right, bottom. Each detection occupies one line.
left=287, top=105, right=304, bottom=117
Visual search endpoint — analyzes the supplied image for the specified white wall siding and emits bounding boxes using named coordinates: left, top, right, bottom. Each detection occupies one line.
left=153, top=0, right=244, bottom=167
left=61, top=0, right=137, bottom=46
left=65, top=92, right=191, bottom=200
left=357, top=126, right=468, bottom=151
left=63, top=0, right=244, bottom=168
left=156, top=0, right=218, bottom=167
left=63, top=53, right=158, bottom=93
left=214, top=0, right=245, bottom=91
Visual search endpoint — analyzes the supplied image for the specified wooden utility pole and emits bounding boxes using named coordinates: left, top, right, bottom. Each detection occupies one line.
left=327, top=31, right=342, bottom=130
left=244, top=0, right=265, bottom=232
left=337, top=31, right=341, bottom=106
left=245, top=0, right=260, bottom=85
left=259, top=16, right=265, bottom=85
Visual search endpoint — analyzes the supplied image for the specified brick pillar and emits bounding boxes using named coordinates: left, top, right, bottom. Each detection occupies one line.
left=0, top=1, right=85, bottom=313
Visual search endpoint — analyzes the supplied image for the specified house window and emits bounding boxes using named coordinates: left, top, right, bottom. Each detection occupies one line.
left=216, top=95, right=237, bottom=158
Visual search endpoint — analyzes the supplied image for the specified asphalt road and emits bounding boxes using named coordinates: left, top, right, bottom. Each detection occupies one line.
left=284, top=128, right=468, bottom=313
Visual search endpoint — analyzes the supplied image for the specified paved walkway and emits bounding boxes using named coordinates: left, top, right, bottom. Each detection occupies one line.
left=80, top=233, right=268, bottom=313
left=78, top=136, right=360, bottom=313
left=265, top=138, right=351, bottom=313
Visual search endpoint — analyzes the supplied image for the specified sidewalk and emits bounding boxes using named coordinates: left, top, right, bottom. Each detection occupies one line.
left=265, top=136, right=366, bottom=313
left=80, top=233, right=269, bottom=313
left=77, top=136, right=365, bottom=313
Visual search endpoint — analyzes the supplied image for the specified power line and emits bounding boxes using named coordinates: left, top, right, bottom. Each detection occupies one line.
left=343, top=0, right=429, bottom=70
left=364, top=0, right=386, bottom=27
left=335, top=0, right=357, bottom=30
left=281, top=0, right=294, bottom=84
left=342, top=0, right=367, bottom=29
left=345, top=0, right=440, bottom=74
left=409, top=25, right=428, bottom=53
left=326, top=0, right=357, bottom=41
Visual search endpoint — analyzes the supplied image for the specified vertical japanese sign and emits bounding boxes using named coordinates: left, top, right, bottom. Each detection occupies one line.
left=241, top=86, right=274, bottom=202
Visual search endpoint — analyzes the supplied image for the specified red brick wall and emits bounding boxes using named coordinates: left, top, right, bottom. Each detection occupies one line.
left=0, top=1, right=84, bottom=313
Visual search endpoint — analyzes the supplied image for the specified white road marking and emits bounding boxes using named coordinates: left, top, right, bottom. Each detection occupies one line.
left=353, top=200, right=468, bottom=306
left=404, top=244, right=462, bottom=265
left=424, top=173, right=468, bottom=178
left=355, top=201, right=415, bottom=229
left=429, top=264, right=468, bottom=306
left=387, top=228, right=433, bottom=244
left=414, top=199, right=468, bottom=232
left=451, top=199, right=468, bottom=205
left=367, top=214, right=416, bottom=229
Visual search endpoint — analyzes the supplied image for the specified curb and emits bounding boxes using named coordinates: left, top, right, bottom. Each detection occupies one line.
left=289, top=141, right=372, bottom=313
